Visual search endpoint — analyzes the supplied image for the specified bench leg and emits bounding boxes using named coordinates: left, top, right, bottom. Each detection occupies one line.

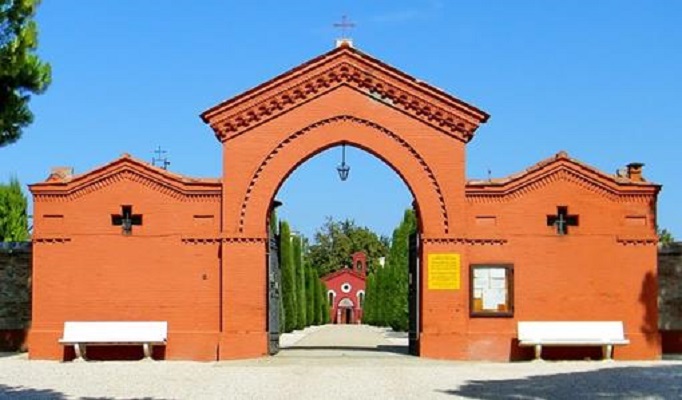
left=142, top=343, right=153, bottom=361
left=534, top=344, right=543, bottom=361
left=73, top=344, right=86, bottom=362
left=602, top=344, right=613, bottom=361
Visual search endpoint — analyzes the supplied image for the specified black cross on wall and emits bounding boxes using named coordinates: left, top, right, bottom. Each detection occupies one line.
left=546, top=206, right=579, bottom=235
left=111, top=205, right=142, bottom=235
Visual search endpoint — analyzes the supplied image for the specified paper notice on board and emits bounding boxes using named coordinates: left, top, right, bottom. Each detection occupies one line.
left=491, top=290, right=506, bottom=307
left=473, top=269, right=488, bottom=279
left=482, top=288, right=506, bottom=310
left=489, top=268, right=506, bottom=278
left=474, top=288, right=483, bottom=299
left=490, top=277, right=506, bottom=289
left=427, top=253, right=461, bottom=290
left=474, top=277, right=489, bottom=289
left=482, top=289, right=498, bottom=310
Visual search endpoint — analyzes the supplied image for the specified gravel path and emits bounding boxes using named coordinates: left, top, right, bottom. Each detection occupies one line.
left=0, top=325, right=680, bottom=399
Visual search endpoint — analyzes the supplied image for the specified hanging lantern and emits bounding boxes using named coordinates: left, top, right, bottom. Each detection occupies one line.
left=336, top=143, right=350, bottom=181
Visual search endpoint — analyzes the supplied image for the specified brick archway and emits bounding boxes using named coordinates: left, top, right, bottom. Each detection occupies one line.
left=237, top=115, right=449, bottom=236
left=203, top=45, right=489, bottom=359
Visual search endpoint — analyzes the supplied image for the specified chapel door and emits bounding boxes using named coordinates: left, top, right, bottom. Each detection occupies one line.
left=267, top=230, right=281, bottom=355
left=408, top=232, right=420, bottom=355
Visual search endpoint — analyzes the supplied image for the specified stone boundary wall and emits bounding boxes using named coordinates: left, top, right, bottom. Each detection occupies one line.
left=659, top=243, right=682, bottom=330
left=658, top=242, right=682, bottom=353
left=0, top=242, right=31, bottom=351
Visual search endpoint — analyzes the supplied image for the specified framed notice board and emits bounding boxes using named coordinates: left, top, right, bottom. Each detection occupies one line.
left=470, top=264, right=514, bottom=317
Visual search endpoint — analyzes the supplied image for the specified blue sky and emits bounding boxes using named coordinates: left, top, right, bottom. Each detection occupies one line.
left=1, top=1, right=680, bottom=239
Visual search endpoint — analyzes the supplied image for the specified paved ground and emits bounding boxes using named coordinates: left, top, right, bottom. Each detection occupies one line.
left=1, top=325, right=681, bottom=399
left=278, top=323, right=408, bottom=357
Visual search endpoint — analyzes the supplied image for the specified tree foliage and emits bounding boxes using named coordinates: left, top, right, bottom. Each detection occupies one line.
left=1, top=0, right=51, bottom=146
left=0, top=177, right=29, bottom=241
left=364, top=209, right=416, bottom=331
left=307, top=217, right=389, bottom=276
left=279, top=221, right=298, bottom=332
left=658, top=228, right=676, bottom=247
left=305, top=264, right=316, bottom=326
left=315, top=274, right=329, bottom=325
left=292, top=233, right=306, bottom=330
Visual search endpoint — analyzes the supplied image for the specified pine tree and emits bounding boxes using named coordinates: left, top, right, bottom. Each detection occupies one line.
left=0, top=177, right=29, bottom=242
left=1, top=0, right=52, bottom=146
left=279, top=221, right=298, bottom=332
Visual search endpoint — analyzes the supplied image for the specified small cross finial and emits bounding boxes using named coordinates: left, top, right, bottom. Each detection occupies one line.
left=333, top=15, right=356, bottom=47
left=152, top=146, right=171, bottom=170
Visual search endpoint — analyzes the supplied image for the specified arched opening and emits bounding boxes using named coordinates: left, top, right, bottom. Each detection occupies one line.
left=267, top=143, right=419, bottom=357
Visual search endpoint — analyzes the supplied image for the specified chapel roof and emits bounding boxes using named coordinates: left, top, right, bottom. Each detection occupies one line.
left=321, top=267, right=366, bottom=282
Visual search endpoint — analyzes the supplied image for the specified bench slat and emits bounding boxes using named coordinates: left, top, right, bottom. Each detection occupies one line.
left=60, top=321, right=167, bottom=343
left=517, top=321, right=629, bottom=360
left=518, top=321, right=627, bottom=342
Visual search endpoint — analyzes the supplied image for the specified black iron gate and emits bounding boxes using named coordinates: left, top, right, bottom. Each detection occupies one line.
left=267, top=231, right=282, bottom=355
left=408, top=232, right=420, bottom=356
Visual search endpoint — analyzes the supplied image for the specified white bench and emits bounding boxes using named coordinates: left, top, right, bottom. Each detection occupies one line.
left=517, top=321, right=629, bottom=361
left=59, top=321, right=167, bottom=361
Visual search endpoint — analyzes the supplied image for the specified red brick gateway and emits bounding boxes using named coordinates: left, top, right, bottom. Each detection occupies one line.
left=29, top=43, right=661, bottom=361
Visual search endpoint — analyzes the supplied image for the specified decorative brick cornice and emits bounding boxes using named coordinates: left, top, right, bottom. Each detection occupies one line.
left=181, top=236, right=267, bottom=244
left=202, top=47, right=488, bottom=144
left=616, top=236, right=658, bottom=246
left=31, top=155, right=221, bottom=202
left=33, top=237, right=71, bottom=244
left=238, top=115, right=450, bottom=234
left=422, top=237, right=508, bottom=246
left=466, top=153, right=660, bottom=204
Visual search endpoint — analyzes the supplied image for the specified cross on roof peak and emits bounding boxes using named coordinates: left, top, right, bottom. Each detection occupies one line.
left=333, top=15, right=356, bottom=48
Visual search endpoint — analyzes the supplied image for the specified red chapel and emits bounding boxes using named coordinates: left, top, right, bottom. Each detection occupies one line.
left=322, top=251, right=367, bottom=324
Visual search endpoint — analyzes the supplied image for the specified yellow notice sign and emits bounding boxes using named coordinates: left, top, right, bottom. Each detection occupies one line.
left=428, top=253, right=461, bottom=290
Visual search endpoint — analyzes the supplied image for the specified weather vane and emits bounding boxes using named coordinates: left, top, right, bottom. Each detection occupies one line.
left=152, top=146, right=171, bottom=170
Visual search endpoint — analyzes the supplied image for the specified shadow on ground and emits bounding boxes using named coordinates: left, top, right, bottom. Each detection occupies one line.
left=0, top=384, right=168, bottom=400
left=441, top=365, right=682, bottom=399
left=0, top=384, right=66, bottom=399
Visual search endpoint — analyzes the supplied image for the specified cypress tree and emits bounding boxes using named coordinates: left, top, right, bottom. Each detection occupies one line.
left=385, top=209, right=416, bottom=331
left=279, top=221, right=297, bottom=332
left=293, top=234, right=306, bottom=330
left=374, top=263, right=388, bottom=326
left=305, top=264, right=316, bottom=326
left=311, top=270, right=320, bottom=325
left=317, top=278, right=329, bottom=324
left=363, top=272, right=375, bottom=324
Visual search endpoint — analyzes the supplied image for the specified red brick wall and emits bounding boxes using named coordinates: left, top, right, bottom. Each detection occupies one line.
left=464, top=179, right=660, bottom=360
left=30, top=174, right=221, bottom=361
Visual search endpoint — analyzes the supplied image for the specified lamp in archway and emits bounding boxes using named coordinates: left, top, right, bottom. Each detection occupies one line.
left=336, top=143, right=350, bottom=181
